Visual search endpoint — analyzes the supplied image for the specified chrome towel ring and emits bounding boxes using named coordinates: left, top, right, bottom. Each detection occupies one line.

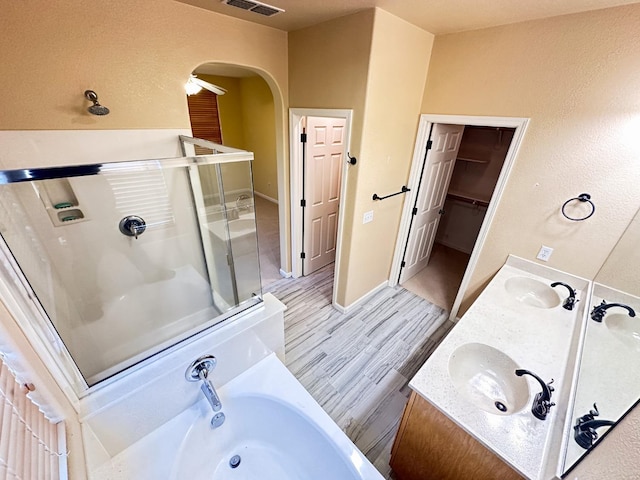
left=562, top=193, right=595, bottom=221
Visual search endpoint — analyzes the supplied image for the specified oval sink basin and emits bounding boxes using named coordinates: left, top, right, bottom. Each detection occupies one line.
left=448, top=343, right=530, bottom=415
left=605, top=313, right=640, bottom=351
left=504, top=276, right=561, bottom=309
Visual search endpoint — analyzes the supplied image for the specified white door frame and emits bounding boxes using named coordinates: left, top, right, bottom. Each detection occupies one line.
left=389, top=114, right=529, bottom=322
left=289, top=109, right=353, bottom=298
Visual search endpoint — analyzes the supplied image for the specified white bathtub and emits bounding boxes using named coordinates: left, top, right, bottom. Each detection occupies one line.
left=171, top=353, right=384, bottom=480
left=87, top=352, right=384, bottom=480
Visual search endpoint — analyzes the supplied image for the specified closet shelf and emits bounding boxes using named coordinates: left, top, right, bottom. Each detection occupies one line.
left=447, top=191, right=490, bottom=208
left=456, top=156, right=489, bottom=164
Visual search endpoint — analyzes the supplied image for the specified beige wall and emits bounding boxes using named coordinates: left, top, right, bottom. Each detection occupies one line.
left=340, top=10, right=434, bottom=305
left=289, top=9, right=434, bottom=305
left=289, top=9, right=374, bottom=155
left=198, top=74, right=278, bottom=200
left=594, top=206, right=640, bottom=296
left=421, top=4, right=640, bottom=312
left=289, top=10, right=374, bottom=297
left=0, top=0, right=287, bottom=134
left=240, top=76, right=279, bottom=200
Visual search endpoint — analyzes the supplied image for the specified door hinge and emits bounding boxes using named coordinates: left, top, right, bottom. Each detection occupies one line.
left=300, top=133, right=307, bottom=143
left=412, top=207, right=418, bottom=215
left=300, top=252, right=306, bottom=259
left=300, top=199, right=306, bottom=207
left=401, top=261, right=406, bottom=268
left=426, top=139, right=433, bottom=150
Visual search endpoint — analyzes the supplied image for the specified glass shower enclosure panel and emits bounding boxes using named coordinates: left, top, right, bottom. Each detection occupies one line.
left=0, top=144, right=262, bottom=387
left=219, top=161, right=261, bottom=304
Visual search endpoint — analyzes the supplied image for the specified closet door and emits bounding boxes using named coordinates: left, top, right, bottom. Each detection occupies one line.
left=303, top=116, right=346, bottom=275
left=400, top=124, right=464, bottom=284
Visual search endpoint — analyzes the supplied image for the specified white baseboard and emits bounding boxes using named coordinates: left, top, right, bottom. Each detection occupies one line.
left=279, top=269, right=292, bottom=279
left=254, top=191, right=278, bottom=204
left=332, top=281, right=388, bottom=315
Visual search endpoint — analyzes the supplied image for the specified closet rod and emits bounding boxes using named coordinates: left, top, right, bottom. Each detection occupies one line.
left=446, top=192, right=489, bottom=208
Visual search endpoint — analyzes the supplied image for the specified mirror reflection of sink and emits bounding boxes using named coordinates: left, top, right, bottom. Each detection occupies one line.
left=448, top=343, right=530, bottom=415
left=504, top=276, right=561, bottom=309
left=605, top=313, right=640, bottom=351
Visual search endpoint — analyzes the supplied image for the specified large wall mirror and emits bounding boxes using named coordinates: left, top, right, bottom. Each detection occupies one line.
left=563, top=205, right=640, bottom=474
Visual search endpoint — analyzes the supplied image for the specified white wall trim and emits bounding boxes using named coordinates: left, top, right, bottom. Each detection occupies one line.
left=332, top=280, right=388, bottom=315
left=254, top=191, right=278, bottom=204
left=288, top=109, right=353, bottom=309
left=389, top=114, right=530, bottom=322
left=278, top=268, right=292, bottom=279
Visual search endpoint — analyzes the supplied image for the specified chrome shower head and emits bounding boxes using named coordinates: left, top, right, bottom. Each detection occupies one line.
left=84, top=90, right=110, bottom=116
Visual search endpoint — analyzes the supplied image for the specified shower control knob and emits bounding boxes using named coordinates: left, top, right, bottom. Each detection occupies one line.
left=119, top=215, right=146, bottom=239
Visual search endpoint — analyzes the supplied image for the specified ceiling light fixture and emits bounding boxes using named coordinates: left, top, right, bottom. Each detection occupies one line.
left=184, top=75, right=227, bottom=96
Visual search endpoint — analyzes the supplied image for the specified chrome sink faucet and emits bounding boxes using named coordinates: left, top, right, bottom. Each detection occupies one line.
left=550, top=282, right=578, bottom=310
left=590, top=300, right=636, bottom=322
left=186, top=355, right=222, bottom=413
left=515, top=369, right=555, bottom=420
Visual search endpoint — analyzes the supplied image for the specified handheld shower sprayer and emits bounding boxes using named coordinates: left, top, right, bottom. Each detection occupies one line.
left=84, top=90, right=110, bottom=116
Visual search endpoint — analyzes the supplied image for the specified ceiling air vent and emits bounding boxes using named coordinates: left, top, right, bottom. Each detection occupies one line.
left=222, top=0, right=284, bottom=17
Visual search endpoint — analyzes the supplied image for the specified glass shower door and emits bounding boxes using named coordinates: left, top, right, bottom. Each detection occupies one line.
left=0, top=148, right=262, bottom=388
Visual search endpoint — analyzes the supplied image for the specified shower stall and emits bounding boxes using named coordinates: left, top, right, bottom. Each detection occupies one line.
left=0, top=136, right=262, bottom=389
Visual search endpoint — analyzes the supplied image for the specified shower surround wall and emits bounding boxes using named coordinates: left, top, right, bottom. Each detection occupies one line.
left=5, top=167, right=215, bottom=383
left=0, top=129, right=262, bottom=388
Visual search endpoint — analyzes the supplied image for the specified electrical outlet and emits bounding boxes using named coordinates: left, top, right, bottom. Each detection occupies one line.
left=537, top=245, right=553, bottom=261
left=363, top=211, right=374, bottom=224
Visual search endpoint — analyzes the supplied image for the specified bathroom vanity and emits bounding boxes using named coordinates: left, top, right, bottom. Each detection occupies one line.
left=391, top=256, right=590, bottom=480
left=391, top=390, right=523, bottom=479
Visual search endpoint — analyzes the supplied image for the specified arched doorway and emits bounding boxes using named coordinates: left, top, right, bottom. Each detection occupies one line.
left=185, top=63, right=288, bottom=289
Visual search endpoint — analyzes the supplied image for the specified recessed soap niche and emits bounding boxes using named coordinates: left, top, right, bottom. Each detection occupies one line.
left=35, top=178, right=89, bottom=226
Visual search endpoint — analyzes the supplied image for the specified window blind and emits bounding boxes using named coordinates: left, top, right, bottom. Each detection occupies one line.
left=186, top=89, right=223, bottom=155
left=0, top=357, right=65, bottom=480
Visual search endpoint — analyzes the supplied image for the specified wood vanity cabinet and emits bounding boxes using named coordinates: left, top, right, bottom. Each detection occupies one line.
left=390, top=391, right=524, bottom=480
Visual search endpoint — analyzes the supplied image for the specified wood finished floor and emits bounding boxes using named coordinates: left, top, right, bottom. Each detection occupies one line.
left=265, top=265, right=455, bottom=479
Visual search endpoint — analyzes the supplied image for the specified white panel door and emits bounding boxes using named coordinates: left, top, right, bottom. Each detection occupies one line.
left=303, top=116, right=346, bottom=275
left=399, top=124, right=465, bottom=284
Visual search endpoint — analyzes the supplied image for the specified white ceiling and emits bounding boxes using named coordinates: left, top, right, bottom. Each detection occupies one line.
left=178, top=0, right=639, bottom=34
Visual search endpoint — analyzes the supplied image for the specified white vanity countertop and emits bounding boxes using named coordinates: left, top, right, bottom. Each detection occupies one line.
left=409, top=255, right=589, bottom=480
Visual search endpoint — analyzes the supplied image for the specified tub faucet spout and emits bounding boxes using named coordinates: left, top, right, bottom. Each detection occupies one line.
left=199, top=369, right=222, bottom=412
left=186, top=355, right=222, bottom=413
